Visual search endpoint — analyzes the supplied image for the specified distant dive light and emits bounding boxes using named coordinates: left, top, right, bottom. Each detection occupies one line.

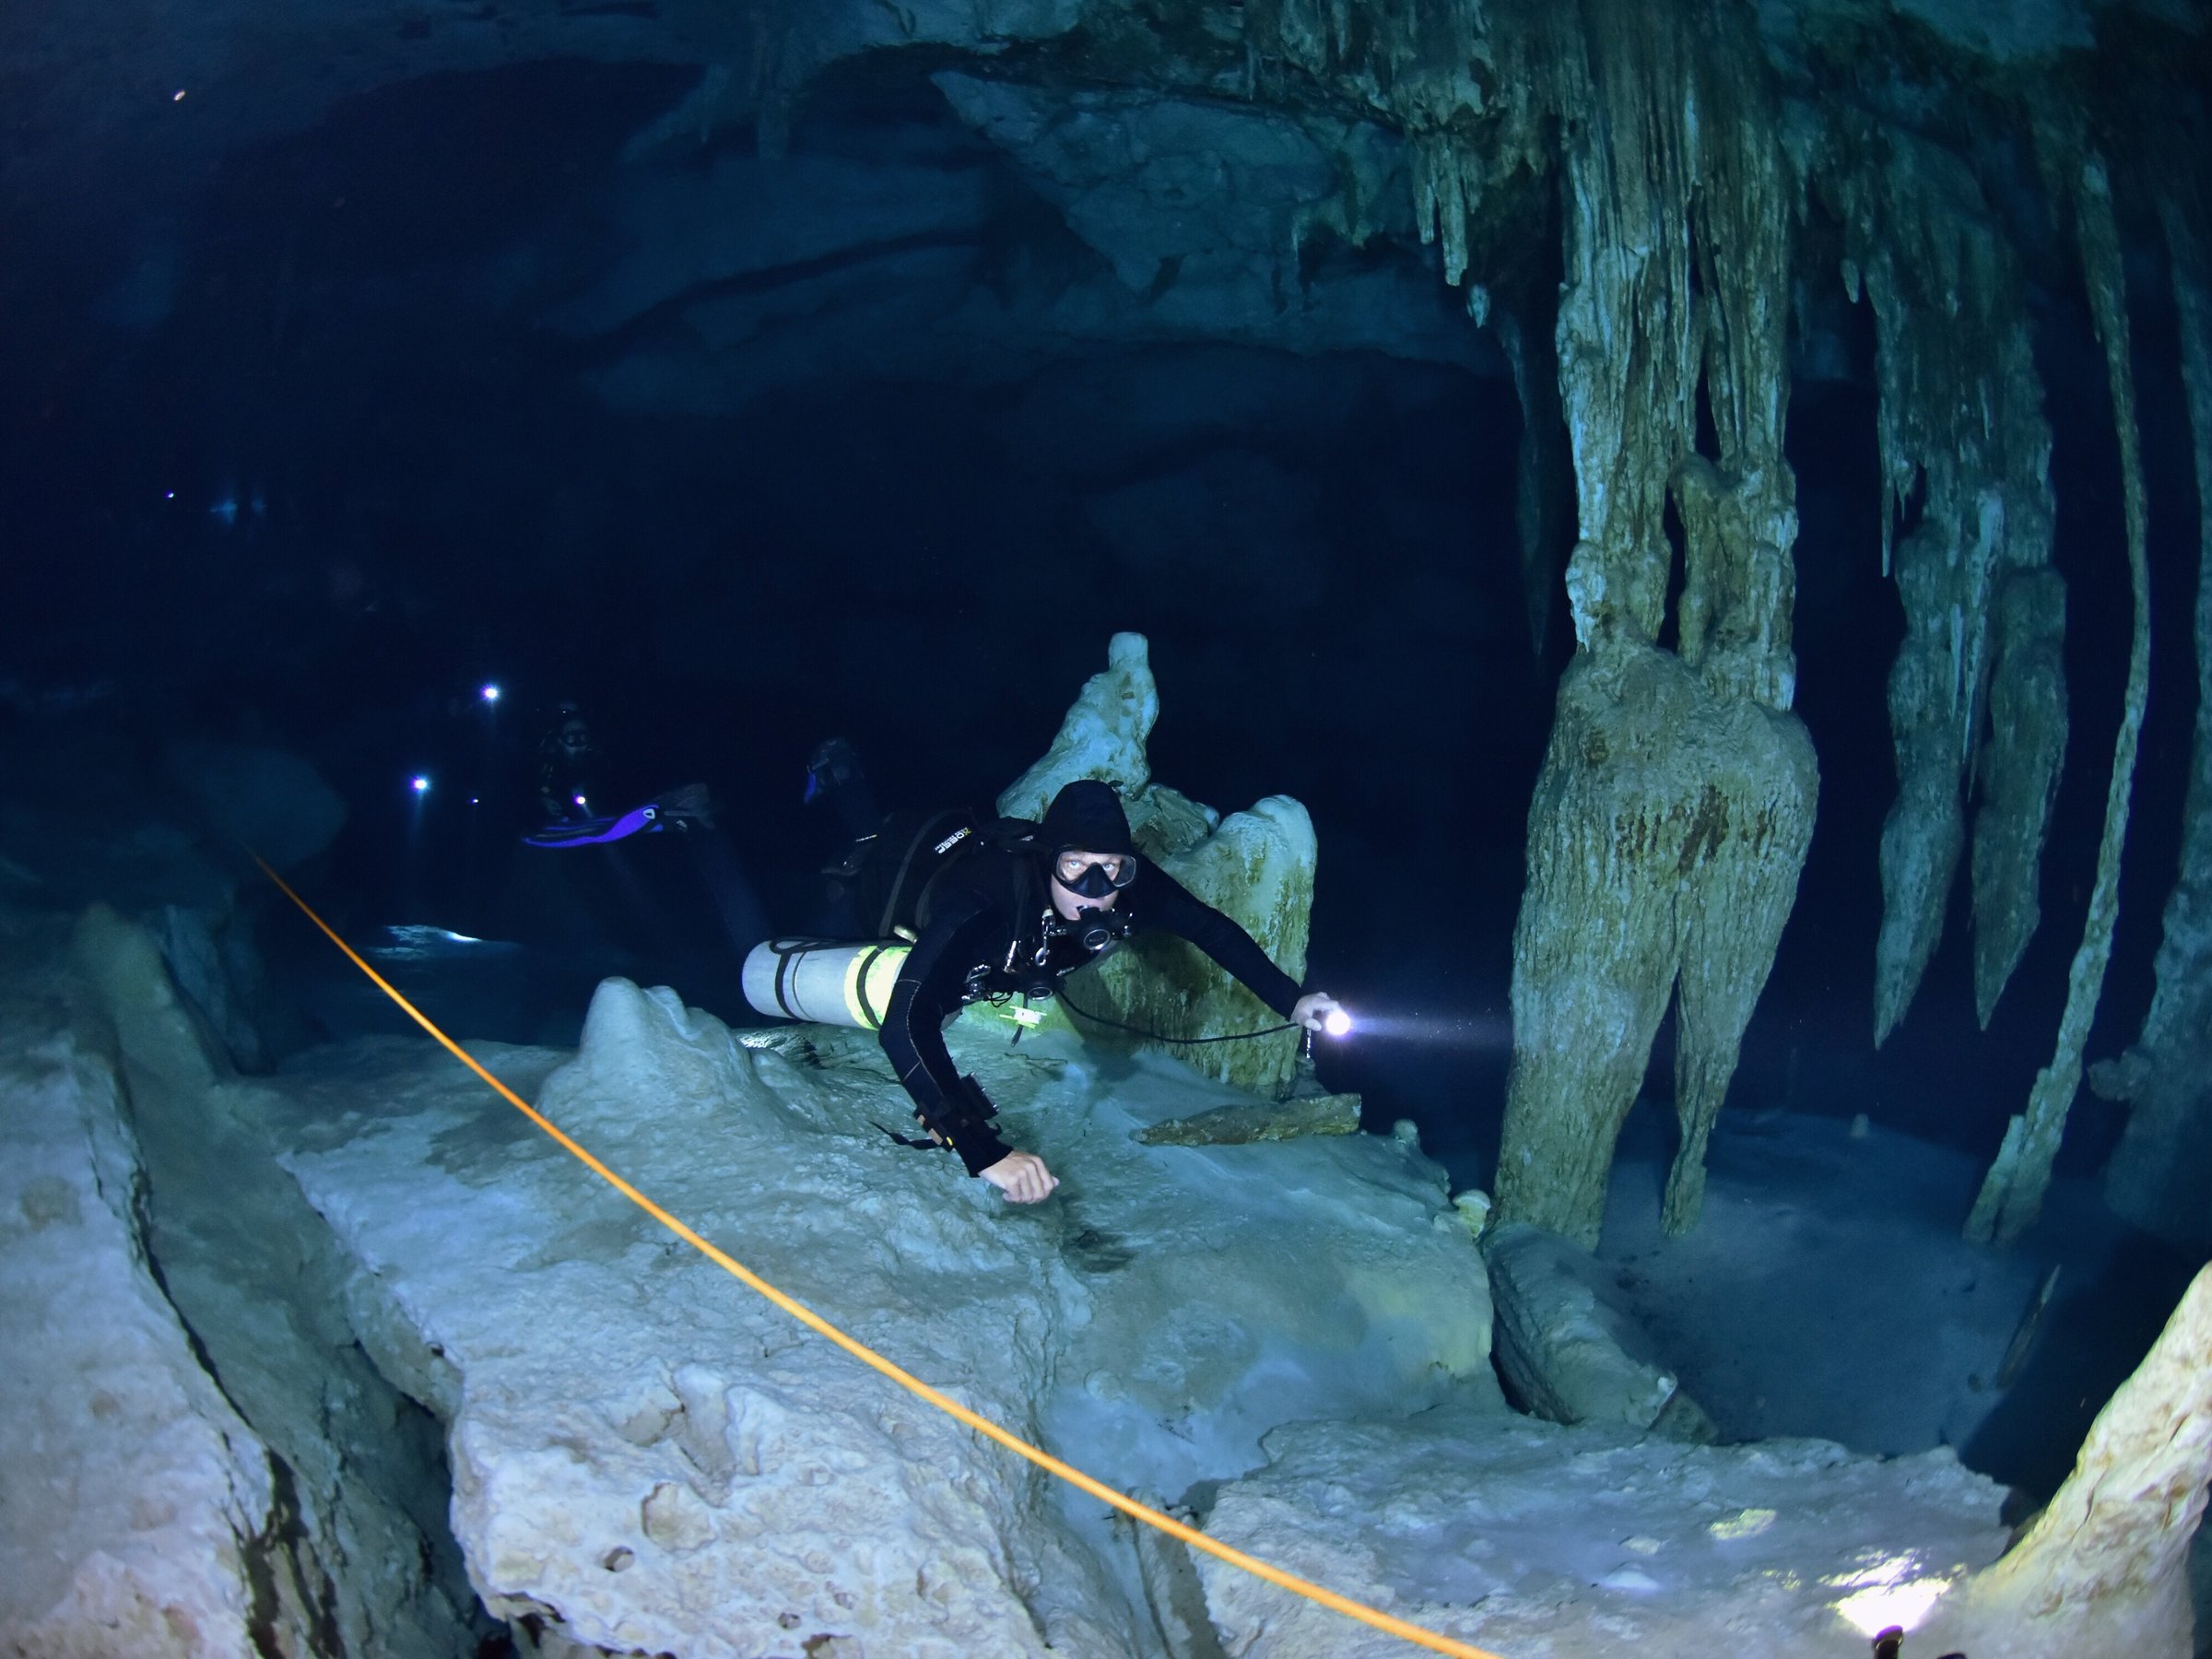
left=573, top=794, right=588, bottom=809
left=411, top=775, right=430, bottom=794
left=480, top=683, right=500, bottom=703
left=1323, top=1007, right=1354, bottom=1039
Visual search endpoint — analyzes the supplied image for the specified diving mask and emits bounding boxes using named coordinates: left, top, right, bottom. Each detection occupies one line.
left=1053, top=853, right=1136, bottom=900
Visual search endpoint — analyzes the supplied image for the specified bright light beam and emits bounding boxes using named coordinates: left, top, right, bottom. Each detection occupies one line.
left=1335, top=1010, right=1513, bottom=1052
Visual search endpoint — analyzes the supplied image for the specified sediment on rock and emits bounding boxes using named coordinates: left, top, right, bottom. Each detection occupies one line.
left=1135, top=1090, right=1360, bottom=1146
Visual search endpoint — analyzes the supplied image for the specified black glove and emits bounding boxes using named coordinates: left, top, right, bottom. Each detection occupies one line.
left=940, top=1075, right=1010, bottom=1176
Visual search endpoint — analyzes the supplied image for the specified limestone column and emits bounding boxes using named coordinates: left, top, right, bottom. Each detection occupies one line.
left=1492, top=0, right=1816, bottom=1245
left=2093, top=182, right=2212, bottom=1252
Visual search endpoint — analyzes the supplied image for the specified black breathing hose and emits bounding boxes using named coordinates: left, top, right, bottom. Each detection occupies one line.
left=1055, top=992, right=1300, bottom=1045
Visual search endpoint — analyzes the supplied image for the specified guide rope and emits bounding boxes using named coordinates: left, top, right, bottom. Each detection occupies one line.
left=255, top=857, right=1505, bottom=1659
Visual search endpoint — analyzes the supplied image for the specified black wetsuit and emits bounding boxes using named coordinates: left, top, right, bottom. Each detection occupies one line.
left=879, top=832, right=1305, bottom=1175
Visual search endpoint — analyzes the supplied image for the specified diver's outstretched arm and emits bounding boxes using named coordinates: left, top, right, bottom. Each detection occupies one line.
left=877, top=892, right=1017, bottom=1173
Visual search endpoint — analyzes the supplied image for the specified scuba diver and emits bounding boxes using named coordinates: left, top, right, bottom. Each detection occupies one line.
left=805, top=736, right=881, bottom=845
left=536, top=700, right=600, bottom=823
left=864, top=778, right=1343, bottom=1205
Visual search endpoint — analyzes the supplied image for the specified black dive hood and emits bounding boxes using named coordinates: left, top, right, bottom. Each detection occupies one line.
left=1039, top=778, right=1136, bottom=860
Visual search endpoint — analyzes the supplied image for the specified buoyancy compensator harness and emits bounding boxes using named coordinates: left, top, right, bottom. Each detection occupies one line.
left=865, top=806, right=1134, bottom=1006
left=744, top=807, right=1129, bottom=1030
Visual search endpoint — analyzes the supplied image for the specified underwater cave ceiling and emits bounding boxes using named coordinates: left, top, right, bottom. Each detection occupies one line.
left=9, top=0, right=2212, bottom=1248
left=18, top=0, right=2202, bottom=408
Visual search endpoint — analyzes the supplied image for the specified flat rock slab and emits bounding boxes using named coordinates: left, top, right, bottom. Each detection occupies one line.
left=262, top=981, right=1493, bottom=1659
left=1136, top=1091, right=1360, bottom=1147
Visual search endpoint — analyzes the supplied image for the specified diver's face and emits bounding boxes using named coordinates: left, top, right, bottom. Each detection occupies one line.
left=559, top=721, right=590, bottom=756
left=1051, top=851, right=1132, bottom=919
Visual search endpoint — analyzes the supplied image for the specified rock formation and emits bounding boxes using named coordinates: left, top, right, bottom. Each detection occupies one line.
left=1489, top=0, right=1818, bottom=1246
left=1480, top=1221, right=1715, bottom=1440
left=1968, top=143, right=2156, bottom=1248
left=2094, top=173, right=2212, bottom=1253
left=14, top=830, right=2205, bottom=1658
left=1493, top=634, right=1817, bottom=1247
left=1818, top=116, right=2065, bottom=1043
left=1921, top=1265, right=2212, bottom=1658
left=998, top=634, right=1316, bottom=1100
left=27, top=900, right=1498, bottom=1657
left=0, top=906, right=487, bottom=1658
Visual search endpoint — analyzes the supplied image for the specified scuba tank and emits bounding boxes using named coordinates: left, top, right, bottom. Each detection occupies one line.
left=742, top=938, right=909, bottom=1029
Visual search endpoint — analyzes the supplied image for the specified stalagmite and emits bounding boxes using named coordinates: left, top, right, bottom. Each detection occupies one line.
left=1491, top=0, right=1816, bottom=1245
left=1820, top=120, right=2064, bottom=1044
left=1494, top=605, right=1817, bottom=1246
left=1922, top=1265, right=2212, bottom=1657
left=1968, top=151, right=2154, bottom=1247
left=997, top=632, right=1316, bottom=1099
left=2094, top=181, right=2212, bottom=1252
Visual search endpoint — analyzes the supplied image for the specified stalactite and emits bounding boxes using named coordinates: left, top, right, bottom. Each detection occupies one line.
left=1244, top=0, right=1491, bottom=134
left=1525, top=0, right=1699, bottom=644
left=1819, top=119, right=2063, bottom=1046
left=1494, top=306, right=1570, bottom=654
left=2092, top=176, right=2212, bottom=1252
left=1971, top=564, right=2068, bottom=1025
left=1491, top=0, right=1816, bottom=1246
left=1967, top=149, right=2154, bottom=1248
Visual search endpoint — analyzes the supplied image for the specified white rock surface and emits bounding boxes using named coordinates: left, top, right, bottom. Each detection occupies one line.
left=14, top=906, right=2198, bottom=1659
left=266, top=975, right=1495, bottom=1657
left=0, top=924, right=282, bottom=1656
left=1195, top=1410, right=2012, bottom=1658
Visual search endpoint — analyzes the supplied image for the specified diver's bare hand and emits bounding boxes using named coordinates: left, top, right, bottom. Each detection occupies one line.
left=1292, top=992, right=1346, bottom=1032
left=980, top=1151, right=1059, bottom=1204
